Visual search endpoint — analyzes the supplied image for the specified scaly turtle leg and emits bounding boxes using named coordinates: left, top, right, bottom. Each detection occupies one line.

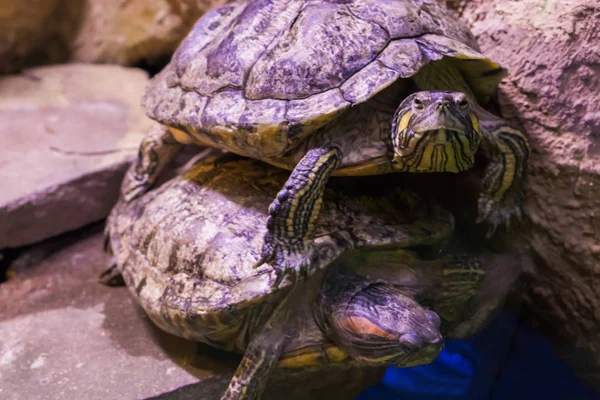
left=255, top=147, right=341, bottom=286
left=121, top=124, right=183, bottom=202
left=98, top=226, right=125, bottom=286
left=222, top=283, right=300, bottom=400
left=434, top=254, right=486, bottom=326
left=98, top=263, right=125, bottom=286
left=447, top=252, right=523, bottom=339
left=221, top=338, right=284, bottom=400
left=475, top=108, right=529, bottom=235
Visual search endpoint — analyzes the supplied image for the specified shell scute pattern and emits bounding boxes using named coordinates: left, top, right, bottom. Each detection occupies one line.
left=177, top=0, right=301, bottom=95
left=108, top=156, right=454, bottom=344
left=246, top=3, right=390, bottom=99
left=143, top=0, right=497, bottom=158
left=378, top=39, right=427, bottom=78
left=340, top=61, right=400, bottom=104
left=173, top=2, right=245, bottom=77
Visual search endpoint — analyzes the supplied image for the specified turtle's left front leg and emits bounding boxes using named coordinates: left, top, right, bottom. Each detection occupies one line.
left=256, top=147, right=341, bottom=286
left=222, top=283, right=299, bottom=400
left=121, top=123, right=183, bottom=202
left=476, top=109, right=529, bottom=236
left=221, top=339, right=283, bottom=400
left=447, top=253, right=522, bottom=339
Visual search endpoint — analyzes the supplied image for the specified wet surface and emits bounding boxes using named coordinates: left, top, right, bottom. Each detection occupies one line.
left=0, top=228, right=382, bottom=399
left=0, top=231, right=234, bottom=399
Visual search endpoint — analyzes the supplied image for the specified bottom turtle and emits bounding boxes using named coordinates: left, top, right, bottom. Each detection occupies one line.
left=103, top=152, right=519, bottom=400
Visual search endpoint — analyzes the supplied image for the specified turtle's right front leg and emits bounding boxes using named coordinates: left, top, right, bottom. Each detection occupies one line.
left=121, top=123, right=183, bottom=202
left=256, top=147, right=341, bottom=286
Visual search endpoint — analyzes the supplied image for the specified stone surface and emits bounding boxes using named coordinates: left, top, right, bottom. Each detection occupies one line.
left=450, top=0, right=600, bottom=388
left=0, top=0, right=66, bottom=74
left=69, top=0, right=228, bottom=66
left=0, top=64, right=152, bottom=249
left=0, top=230, right=383, bottom=400
left=0, top=0, right=227, bottom=73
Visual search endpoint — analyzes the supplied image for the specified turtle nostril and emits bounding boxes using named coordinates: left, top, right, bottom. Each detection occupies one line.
left=400, top=333, right=424, bottom=349
left=430, top=333, right=443, bottom=345
left=426, top=310, right=441, bottom=329
left=436, top=99, right=451, bottom=109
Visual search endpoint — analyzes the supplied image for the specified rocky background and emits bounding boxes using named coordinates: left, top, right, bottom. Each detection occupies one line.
left=446, top=0, right=600, bottom=388
left=0, top=0, right=227, bottom=74
left=1, top=0, right=600, bottom=397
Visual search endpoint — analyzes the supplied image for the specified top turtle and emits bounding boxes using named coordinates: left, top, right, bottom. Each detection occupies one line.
left=122, top=0, right=529, bottom=280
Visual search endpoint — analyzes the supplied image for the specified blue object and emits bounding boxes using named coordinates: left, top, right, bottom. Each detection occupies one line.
left=356, top=309, right=600, bottom=400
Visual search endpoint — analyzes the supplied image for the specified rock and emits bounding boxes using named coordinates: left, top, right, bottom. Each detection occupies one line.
left=68, top=0, right=228, bottom=66
left=0, top=230, right=383, bottom=400
left=0, top=0, right=66, bottom=74
left=451, top=0, right=600, bottom=388
left=0, top=0, right=227, bottom=73
left=0, top=64, right=152, bottom=249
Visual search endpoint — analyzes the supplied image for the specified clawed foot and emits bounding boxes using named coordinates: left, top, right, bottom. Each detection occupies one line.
left=253, top=237, right=315, bottom=289
left=98, top=263, right=125, bottom=286
left=253, top=147, right=340, bottom=289
left=120, top=124, right=183, bottom=203
left=476, top=195, right=523, bottom=237
left=120, top=169, right=151, bottom=203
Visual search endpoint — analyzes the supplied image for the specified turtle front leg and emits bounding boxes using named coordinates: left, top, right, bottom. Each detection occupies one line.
left=434, top=254, right=486, bottom=325
left=121, top=123, right=183, bottom=202
left=446, top=253, right=522, bottom=339
left=99, top=222, right=125, bottom=286
left=476, top=109, right=529, bottom=236
left=221, top=341, right=283, bottom=400
left=223, top=285, right=299, bottom=400
left=256, top=147, right=341, bottom=286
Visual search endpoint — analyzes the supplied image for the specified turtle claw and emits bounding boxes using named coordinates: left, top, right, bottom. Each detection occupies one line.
left=485, top=223, right=498, bottom=239
left=476, top=195, right=522, bottom=237
left=272, top=251, right=313, bottom=289
left=121, top=175, right=151, bottom=203
left=272, top=263, right=303, bottom=290
left=103, top=223, right=112, bottom=254
left=98, top=263, right=125, bottom=286
left=254, top=239, right=314, bottom=290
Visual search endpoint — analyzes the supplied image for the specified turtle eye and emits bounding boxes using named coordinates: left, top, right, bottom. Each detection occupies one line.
left=458, top=99, right=469, bottom=109
left=413, top=98, right=425, bottom=110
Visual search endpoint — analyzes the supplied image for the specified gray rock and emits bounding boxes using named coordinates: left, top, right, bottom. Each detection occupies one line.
left=452, top=0, right=600, bottom=388
left=0, top=64, right=153, bottom=249
left=0, top=0, right=228, bottom=74
left=0, top=231, right=383, bottom=400
left=0, top=0, right=65, bottom=74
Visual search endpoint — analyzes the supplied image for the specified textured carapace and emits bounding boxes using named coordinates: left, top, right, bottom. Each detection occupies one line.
left=106, top=153, right=515, bottom=400
left=108, top=153, right=454, bottom=352
left=142, top=0, right=502, bottom=159
left=131, top=0, right=528, bottom=243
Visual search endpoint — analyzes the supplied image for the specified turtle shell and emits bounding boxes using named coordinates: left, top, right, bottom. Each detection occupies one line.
left=143, top=0, right=504, bottom=159
left=107, top=153, right=453, bottom=350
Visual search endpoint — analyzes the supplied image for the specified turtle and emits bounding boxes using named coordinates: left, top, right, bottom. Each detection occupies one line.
left=103, top=152, right=520, bottom=400
left=120, top=0, right=529, bottom=280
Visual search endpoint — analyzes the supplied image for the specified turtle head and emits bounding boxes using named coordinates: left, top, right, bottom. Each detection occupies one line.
left=391, top=91, right=481, bottom=173
left=327, top=283, right=443, bottom=367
